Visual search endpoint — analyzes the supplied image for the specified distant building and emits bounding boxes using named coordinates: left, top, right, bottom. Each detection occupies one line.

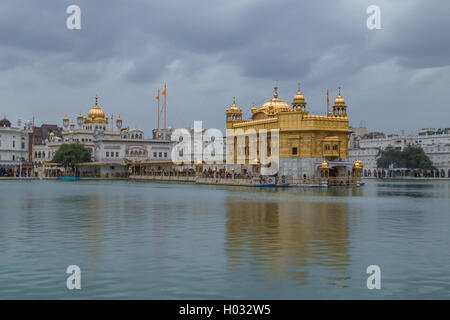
left=38, top=95, right=175, bottom=178
left=418, top=127, right=450, bottom=136
left=0, top=117, right=34, bottom=177
left=33, top=124, right=62, bottom=145
left=349, top=127, right=450, bottom=178
left=349, top=127, right=367, bottom=149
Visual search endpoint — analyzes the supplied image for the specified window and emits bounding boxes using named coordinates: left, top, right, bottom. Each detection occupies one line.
left=13, top=141, right=15, bottom=148
left=164, top=152, right=167, bottom=158
left=153, top=152, right=157, bottom=157
left=292, top=147, right=298, bottom=155
left=116, top=152, right=119, bottom=157
left=106, top=152, right=109, bottom=157
left=159, top=152, right=162, bottom=158
left=22, top=142, right=25, bottom=149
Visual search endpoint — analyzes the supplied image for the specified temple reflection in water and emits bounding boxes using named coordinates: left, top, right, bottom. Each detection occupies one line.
left=224, top=189, right=353, bottom=287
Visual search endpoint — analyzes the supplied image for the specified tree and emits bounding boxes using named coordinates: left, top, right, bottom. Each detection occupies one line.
left=376, top=146, right=400, bottom=169
left=377, top=145, right=435, bottom=170
left=52, top=143, right=91, bottom=172
left=402, top=146, right=435, bottom=170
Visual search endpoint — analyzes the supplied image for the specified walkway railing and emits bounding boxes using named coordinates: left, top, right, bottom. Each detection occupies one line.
left=328, top=177, right=359, bottom=186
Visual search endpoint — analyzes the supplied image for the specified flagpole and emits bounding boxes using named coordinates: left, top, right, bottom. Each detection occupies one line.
left=157, top=88, right=160, bottom=139
left=164, top=83, right=166, bottom=132
left=31, top=116, right=35, bottom=164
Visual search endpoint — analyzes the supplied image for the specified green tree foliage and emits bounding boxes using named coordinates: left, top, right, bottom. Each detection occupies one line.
left=377, top=146, right=435, bottom=170
left=376, top=146, right=400, bottom=169
left=52, top=143, right=91, bottom=169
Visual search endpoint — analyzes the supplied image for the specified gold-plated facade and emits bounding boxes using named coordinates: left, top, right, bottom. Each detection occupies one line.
left=226, top=85, right=351, bottom=162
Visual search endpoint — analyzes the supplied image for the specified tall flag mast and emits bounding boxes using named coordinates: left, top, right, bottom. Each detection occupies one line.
left=162, top=83, right=166, bottom=132
left=31, top=116, right=35, bottom=163
left=156, top=89, right=160, bottom=139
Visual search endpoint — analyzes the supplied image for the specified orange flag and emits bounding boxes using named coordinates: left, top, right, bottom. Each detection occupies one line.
left=156, top=94, right=159, bottom=100
left=327, top=90, right=330, bottom=115
left=161, top=89, right=166, bottom=96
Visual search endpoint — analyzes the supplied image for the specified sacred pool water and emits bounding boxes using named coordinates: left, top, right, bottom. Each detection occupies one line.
left=0, top=179, right=449, bottom=299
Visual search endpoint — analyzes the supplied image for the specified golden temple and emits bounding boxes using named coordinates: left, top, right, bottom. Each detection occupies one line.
left=227, top=85, right=350, bottom=160
left=225, top=84, right=360, bottom=184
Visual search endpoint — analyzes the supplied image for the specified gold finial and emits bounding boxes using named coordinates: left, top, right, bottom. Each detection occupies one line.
left=338, top=87, right=341, bottom=96
left=274, top=81, right=278, bottom=98
left=230, top=97, right=238, bottom=110
left=95, top=94, right=99, bottom=106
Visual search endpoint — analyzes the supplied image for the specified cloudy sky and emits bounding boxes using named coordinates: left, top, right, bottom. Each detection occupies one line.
left=0, top=0, right=449, bottom=135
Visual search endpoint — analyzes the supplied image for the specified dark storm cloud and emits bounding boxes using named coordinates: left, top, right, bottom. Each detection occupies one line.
left=374, top=0, right=450, bottom=69
left=0, top=0, right=449, bottom=132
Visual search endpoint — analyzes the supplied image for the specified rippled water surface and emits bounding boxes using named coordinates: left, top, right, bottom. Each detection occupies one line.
left=0, top=179, right=449, bottom=299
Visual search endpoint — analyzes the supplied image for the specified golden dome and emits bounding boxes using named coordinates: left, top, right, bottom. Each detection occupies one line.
left=49, top=132, right=55, bottom=137
left=320, top=161, right=329, bottom=169
left=259, top=86, right=291, bottom=114
left=63, top=116, right=69, bottom=121
left=334, top=88, right=346, bottom=106
left=77, top=113, right=84, bottom=119
left=88, top=107, right=105, bottom=119
left=354, top=160, right=363, bottom=169
left=69, top=122, right=75, bottom=127
left=292, top=84, right=306, bottom=106
left=293, top=90, right=305, bottom=103
left=86, top=95, right=108, bottom=124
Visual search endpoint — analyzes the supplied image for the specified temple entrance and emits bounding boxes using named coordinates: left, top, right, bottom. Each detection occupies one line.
left=329, top=167, right=338, bottom=177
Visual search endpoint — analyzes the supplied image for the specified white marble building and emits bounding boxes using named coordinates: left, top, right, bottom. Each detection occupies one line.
left=37, top=95, right=175, bottom=177
left=349, top=127, right=450, bottom=177
left=0, top=118, right=33, bottom=176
